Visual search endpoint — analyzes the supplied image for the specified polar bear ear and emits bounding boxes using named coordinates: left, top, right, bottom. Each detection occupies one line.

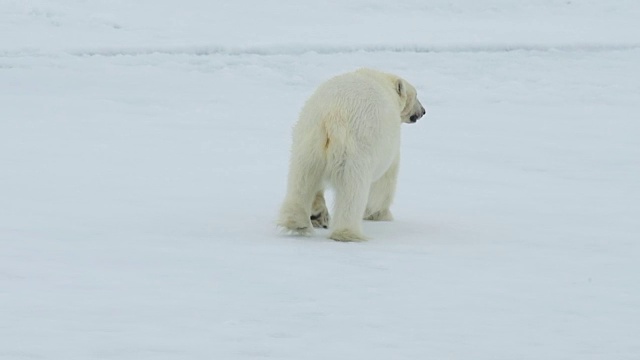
left=396, top=79, right=406, bottom=98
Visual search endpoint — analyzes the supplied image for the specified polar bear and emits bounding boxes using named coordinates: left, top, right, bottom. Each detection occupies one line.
left=278, top=68, right=426, bottom=242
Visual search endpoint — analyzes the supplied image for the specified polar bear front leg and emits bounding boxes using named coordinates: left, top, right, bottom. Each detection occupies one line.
left=364, top=155, right=399, bottom=221
left=310, top=191, right=330, bottom=229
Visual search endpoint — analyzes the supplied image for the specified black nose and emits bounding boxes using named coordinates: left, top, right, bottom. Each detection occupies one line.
left=421, top=106, right=426, bottom=116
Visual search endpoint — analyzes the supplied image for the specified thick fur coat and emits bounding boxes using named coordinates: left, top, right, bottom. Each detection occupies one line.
left=278, top=68, right=426, bottom=241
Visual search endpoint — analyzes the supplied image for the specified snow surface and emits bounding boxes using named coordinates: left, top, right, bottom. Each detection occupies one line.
left=1, top=1, right=640, bottom=359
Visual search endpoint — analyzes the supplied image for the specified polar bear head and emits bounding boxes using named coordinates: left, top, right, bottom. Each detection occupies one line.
left=396, top=78, right=426, bottom=124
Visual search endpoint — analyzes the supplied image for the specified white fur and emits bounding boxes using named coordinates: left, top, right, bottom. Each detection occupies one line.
left=278, top=68, right=425, bottom=241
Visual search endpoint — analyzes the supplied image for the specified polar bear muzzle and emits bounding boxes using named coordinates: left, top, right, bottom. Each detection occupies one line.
left=409, top=106, right=427, bottom=123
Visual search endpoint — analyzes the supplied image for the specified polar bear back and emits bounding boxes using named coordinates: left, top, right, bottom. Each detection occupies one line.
left=294, top=69, right=404, bottom=180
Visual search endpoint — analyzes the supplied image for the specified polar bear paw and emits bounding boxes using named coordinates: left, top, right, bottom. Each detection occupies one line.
left=310, top=192, right=330, bottom=229
left=278, top=220, right=313, bottom=236
left=364, top=209, right=393, bottom=221
left=310, top=211, right=329, bottom=229
left=329, top=228, right=367, bottom=242
left=278, top=204, right=314, bottom=236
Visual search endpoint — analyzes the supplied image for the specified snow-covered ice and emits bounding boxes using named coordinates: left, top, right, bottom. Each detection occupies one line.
left=1, top=1, right=639, bottom=359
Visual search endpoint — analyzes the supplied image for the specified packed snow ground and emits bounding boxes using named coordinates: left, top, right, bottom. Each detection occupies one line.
left=1, top=1, right=640, bottom=359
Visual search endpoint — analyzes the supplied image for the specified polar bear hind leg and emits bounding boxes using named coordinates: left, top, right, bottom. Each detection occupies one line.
left=329, top=160, right=370, bottom=242
left=278, top=148, right=326, bottom=235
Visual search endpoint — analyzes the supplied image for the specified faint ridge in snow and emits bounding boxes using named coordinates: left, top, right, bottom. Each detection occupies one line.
left=59, top=42, right=640, bottom=57
left=2, top=42, right=640, bottom=59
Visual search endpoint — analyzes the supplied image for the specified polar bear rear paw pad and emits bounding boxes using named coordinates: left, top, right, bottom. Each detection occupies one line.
left=310, top=211, right=329, bottom=229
